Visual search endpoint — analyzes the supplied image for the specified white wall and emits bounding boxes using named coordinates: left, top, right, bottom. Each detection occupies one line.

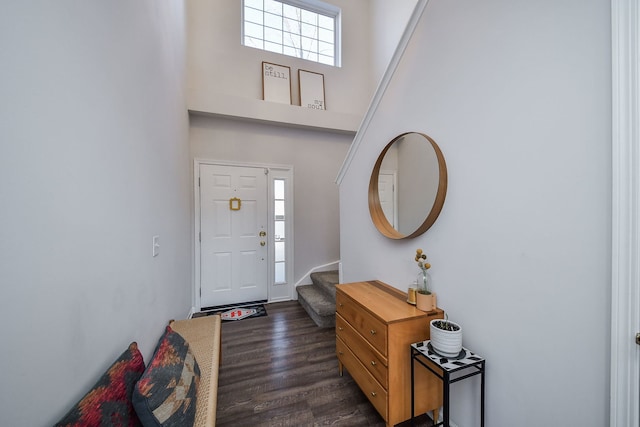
left=370, top=0, right=418, bottom=83
left=190, top=115, right=351, bottom=282
left=340, top=1, right=611, bottom=426
left=0, top=2, right=191, bottom=425
left=188, top=0, right=374, bottom=116
left=185, top=1, right=425, bottom=291
left=186, top=0, right=377, bottom=286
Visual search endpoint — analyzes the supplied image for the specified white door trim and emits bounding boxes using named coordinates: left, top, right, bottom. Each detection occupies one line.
left=193, top=159, right=294, bottom=310
left=610, top=1, right=640, bottom=425
left=268, top=166, right=295, bottom=302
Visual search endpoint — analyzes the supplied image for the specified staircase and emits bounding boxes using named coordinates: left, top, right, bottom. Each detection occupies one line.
left=296, top=270, right=339, bottom=328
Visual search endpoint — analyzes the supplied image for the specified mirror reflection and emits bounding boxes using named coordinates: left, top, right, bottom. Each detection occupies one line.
left=368, top=132, right=447, bottom=239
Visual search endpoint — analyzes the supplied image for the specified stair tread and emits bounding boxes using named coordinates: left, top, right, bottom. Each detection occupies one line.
left=296, top=270, right=339, bottom=328
left=296, top=284, right=335, bottom=316
left=309, top=270, right=339, bottom=300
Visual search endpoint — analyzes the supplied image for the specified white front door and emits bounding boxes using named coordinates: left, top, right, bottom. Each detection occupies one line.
left=199, top=164, right=268, bottom=308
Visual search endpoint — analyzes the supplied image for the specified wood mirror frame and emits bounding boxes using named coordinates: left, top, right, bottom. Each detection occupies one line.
left=368, top=132, right=448, bottom=239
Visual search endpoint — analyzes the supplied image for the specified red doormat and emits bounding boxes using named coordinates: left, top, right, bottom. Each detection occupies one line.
left=193, top=304, right=267, bottom=321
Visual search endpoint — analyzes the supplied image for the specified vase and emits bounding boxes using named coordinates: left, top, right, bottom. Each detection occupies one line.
left=416, top=291, right=436, bottom=312
left=430, top=319, right=462, bottom=358
left=415, top=269, right=435, bottom=311
left=417, top=269, right=431, bottom=294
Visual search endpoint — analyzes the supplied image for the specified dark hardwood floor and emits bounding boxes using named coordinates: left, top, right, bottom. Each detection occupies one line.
left=215, top=301, right=434, bottom=427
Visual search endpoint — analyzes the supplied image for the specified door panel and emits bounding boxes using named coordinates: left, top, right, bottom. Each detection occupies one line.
left=200, top=164, right=268, bottom=307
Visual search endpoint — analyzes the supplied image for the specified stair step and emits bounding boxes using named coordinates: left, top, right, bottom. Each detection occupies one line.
left=310, top=270, right=339, bottom=301
left=296, top=284, right=336, bottom=328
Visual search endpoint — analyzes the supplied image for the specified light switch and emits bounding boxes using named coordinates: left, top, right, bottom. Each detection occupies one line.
left=152, top=235, right=160, bottom=257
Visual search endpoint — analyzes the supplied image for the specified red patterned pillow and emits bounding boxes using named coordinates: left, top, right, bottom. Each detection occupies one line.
left=132, top=325, right=200, bottom=427
left=55, top=342, right=145, bottom=427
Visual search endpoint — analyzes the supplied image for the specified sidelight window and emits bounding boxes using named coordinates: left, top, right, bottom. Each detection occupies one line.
left=274, top=178, right=287, bottom=284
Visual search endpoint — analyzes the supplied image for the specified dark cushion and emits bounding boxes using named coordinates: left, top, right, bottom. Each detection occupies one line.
left=55, top=342, right=145, bottom=427
left=132, top=325, right=200, bottom=427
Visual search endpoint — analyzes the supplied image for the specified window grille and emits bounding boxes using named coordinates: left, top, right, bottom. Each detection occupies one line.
left=243, top=0, right=340, bottom=66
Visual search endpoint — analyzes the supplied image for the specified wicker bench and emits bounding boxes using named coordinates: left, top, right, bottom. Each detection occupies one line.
left=170, top=315, right=222, bottom=427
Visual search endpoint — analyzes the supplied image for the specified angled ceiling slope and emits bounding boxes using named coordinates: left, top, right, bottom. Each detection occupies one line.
left=335, top=0, right=430, bottom=185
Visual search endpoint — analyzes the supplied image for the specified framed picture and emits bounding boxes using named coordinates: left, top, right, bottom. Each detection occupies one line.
left=299, top=69, right=325, bottom=110
left=262, top=62, right=292, bottom=104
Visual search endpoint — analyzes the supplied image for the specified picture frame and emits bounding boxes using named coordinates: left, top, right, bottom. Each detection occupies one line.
left=298, top=69, right=326, bottom=110
left=262, top=62, right=292, bottom=105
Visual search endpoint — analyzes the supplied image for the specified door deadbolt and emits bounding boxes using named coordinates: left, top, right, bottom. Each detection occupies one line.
left=259, top=231, right=266, bottom=237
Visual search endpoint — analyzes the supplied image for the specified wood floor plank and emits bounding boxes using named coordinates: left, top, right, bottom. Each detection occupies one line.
left=215, top=301, right=433, bottom=427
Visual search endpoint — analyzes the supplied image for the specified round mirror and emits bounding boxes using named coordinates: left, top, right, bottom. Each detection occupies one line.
left=368, top=132, right=447, bottom=239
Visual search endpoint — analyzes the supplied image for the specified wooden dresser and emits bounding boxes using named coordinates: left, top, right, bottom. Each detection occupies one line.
left=336, top=280, right=443, bottom=427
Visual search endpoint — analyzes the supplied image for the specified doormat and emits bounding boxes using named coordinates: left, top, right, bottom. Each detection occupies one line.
left=193, top=304, right=267, bottom=321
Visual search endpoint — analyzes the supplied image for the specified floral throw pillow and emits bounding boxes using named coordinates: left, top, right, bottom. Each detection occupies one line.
left=132, top=325, right=200, bottom=427
left=55, top=342, right=145, bottom=427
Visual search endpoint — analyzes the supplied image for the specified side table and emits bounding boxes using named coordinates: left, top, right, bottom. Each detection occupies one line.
left=410, top=340, right=485, bottom=427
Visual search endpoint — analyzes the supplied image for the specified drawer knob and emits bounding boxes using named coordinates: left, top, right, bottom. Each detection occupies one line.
left=338, top=327, right=344, bottom=331
left=338, top=351, right=343, bottom=355
left=371, top=391, right=377, bottom=397
left=370, top=360, right=377, bottom=366
left=370, top=329, right=377, bottom=335
left=339, top=303, right=343, bottom=307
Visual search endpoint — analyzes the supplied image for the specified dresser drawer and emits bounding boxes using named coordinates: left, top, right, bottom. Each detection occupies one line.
left=337, top=336, right=388, bottom=420
left=336, top=291, right=388, bottom=356
left=336, top=313, right=388, bottom=388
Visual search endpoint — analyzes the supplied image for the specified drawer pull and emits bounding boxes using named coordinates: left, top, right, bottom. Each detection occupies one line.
left=370, top=391, right=377, bottom=397
left=370, top=329, right=377, bottom=336
left=370, top=360, right=377, bottom=366
left=339, top=303, right=343, bottom=307
left=338, top=327, right=344, bottom=331
left=338, top=351, right=343, bottom=355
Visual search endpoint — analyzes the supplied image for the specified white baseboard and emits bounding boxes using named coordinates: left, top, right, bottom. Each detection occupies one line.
left=187, top=306, right=196, bottom=319
left=293, top=260, right=340, bottom=288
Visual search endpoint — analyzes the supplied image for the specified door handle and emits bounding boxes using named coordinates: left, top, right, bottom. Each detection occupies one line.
left=636, top=333, right=640, bottom=346
left=260, top=241, right=266, bottom=246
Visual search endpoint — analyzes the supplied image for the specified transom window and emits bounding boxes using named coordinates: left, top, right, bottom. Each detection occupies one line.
left=243, top=0, right=340, bottom=66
